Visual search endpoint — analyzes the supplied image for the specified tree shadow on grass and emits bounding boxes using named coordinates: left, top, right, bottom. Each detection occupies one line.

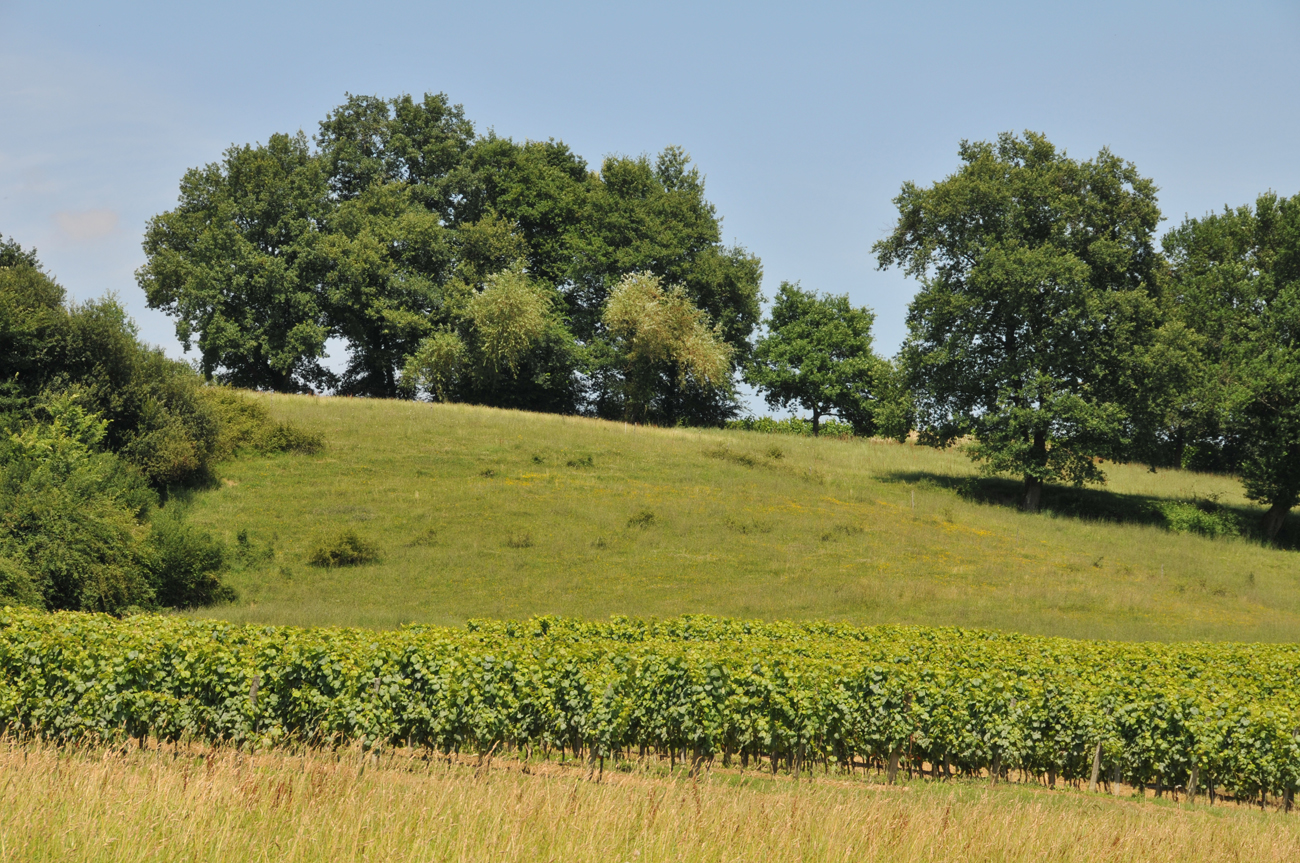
left=879, top=471, right=1300, bottom=550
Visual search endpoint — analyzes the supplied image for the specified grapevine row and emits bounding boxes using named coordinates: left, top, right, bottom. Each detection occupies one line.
left=1, top=609, right=1297, bottom=807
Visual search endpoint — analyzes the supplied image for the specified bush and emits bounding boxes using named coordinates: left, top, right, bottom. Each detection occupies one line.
left=308, top=530, right=379, bottom=567
left=2, top=246, right=320, bottom=491
left=725, top=416, right=857, bottom=438
left=0, top=396, right=237, bottom=613
left=0, top=397, right=158, bottom=612
left=0, top=556, right=41, bottom=608
left=1157, top=500, right=1247, bottom=539
left=201, top=388, right=324, bottom=460
left=627, top=509, right=656, bottom=529
left=146, top=508, right=234, bottom=608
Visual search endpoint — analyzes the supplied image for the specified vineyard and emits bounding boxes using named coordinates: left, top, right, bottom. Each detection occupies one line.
left=2, top=607, right=1298, bottom=811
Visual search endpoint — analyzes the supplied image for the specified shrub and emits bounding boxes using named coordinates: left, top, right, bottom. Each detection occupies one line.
left=725, top=416, right=856, bottom=438
left=0, top=397, right=236, bottom=613
left=1157, top=500, right=1247, bottom=539
left=627, top=509, right=656, bottom=529
left=0, top=556, right=41, bottom=608
left=146, top=508, right=234, bottom=608
left=308, top=530, right=379, bottom=567
left=0, top=249, right=325, bottom=489
left=0, top=397, right=158, bottom=612
left=200, top=388, right=323, bottom=460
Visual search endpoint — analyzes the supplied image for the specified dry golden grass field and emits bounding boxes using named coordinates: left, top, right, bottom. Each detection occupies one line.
left=1, top=741, right=1297, bottom=863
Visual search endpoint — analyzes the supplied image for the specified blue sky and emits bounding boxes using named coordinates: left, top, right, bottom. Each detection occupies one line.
left=3, top=0, right=1298, bottom=404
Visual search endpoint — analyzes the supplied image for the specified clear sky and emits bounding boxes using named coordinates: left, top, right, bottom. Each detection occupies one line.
left=3, top=0, right=1298, bottom=399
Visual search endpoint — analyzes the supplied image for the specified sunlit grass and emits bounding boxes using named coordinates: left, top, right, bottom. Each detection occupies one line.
left=1, top=741, right=1296, bottom=863
left=183, top=394, right=1300, bottom=641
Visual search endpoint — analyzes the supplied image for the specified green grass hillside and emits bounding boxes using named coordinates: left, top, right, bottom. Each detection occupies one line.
left=185, top=394, right=1300, bottom=641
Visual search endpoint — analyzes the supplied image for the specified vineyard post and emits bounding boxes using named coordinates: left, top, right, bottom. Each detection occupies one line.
left=887, top=748, right=901, bottom=784
left=1188, top=763, right=1199, bottom=803
left=990, top=750, right=1001, bottom=785
left=1088, top=741, right=1102, bottom=793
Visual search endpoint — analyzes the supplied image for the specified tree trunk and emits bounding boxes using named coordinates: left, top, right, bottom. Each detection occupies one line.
left=1022, top=429, right=1048, bottom=512
left=811, top=410, right=821, bottom=437
left=1022, top=476, right=1043, bottom=513
left=1262, top=501, right=1291, bottom=543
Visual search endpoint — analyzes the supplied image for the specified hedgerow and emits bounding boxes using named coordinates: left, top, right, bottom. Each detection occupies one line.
left=1, top=609, right=1296, bottom=807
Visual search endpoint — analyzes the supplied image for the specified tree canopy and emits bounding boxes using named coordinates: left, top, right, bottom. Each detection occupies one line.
left=1164, top=191, right=1300, bottom=541
left=138, top=133, right=335, bottom=393
left=746, top=282, right=882, bottom=436
left=139, top=93, right=761, bottom=425
left=601, top=273, right=734, bottom=423
left=874, top=132, right=1190, bottom=511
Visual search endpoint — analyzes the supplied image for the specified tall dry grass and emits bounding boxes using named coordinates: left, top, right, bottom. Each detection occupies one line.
left=1, top=741, right=1297, bottom=862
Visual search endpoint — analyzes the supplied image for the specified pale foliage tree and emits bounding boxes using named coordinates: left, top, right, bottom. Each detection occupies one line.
left=401, top=268, right=556, bottom=402
left=602, top=273, right=732, bottom=421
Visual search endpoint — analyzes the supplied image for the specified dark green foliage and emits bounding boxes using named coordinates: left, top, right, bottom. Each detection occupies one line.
left=747, top=282, right=884, bottom=436
left=1, top=242, right=324, bottom=611
left=0, top=397, right=158, bottom=612
left=0, top=556, right=41, bottom=608
left=138, top=132, right=335, bottom=393
left=321, top=183, right=451, bottom=398
left=1, top=260, right=220, bottom=487
left=568, top=148, right=762, bottom=352
left=141, top=94, right=762, bottom=424
left=0, top=234, right=40, bottom=270
left=1164, top=192, right=1300, bottom=541
left=317, top=92, right=476, bottom=215
left=875, top=132, right=1192, bottom=511
left=145, top=508, right=233, bottom=608
left=456, top=135, right=590, bottom=286
left=308, top=529, right=379, bottom=567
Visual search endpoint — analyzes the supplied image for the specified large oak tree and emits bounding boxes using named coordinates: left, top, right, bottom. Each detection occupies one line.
left=874, top=132, right=1189, bottom=511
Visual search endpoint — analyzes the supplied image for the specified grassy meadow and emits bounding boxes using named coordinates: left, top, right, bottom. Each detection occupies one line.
left=181, top=394, right=1300, bottom=641
left=1, top=741, right=1296, bottom=863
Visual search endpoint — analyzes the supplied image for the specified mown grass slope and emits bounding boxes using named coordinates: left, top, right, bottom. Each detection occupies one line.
left=185, top=394, right=1300, bottom=640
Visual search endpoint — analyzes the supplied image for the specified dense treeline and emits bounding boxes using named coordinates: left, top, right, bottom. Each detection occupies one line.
left=0, top=237, right=320, bottom=613
left=138, top=105, right=1300, bottom=536
left=138, top=93, right=760, bottom=426
left=3, top=609, right=1298, bottom=809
